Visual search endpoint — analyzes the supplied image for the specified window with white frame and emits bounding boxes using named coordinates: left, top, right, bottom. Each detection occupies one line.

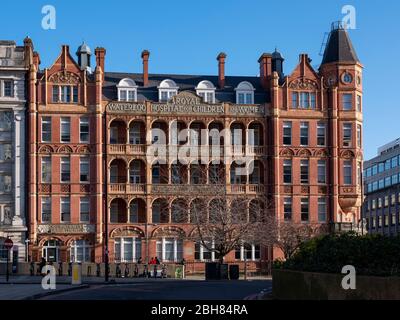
left=0, top=144, right=12, bottom=161
left=41, top=197, right=51, bottom=223
left=70, top=240, right=91, bottom=263
left=61, top=197, right=71, bottom=222
left=235, top=81, right=255, bottom=104
left=80, top=157, right=90, bottom=183
left=61, top=157, right=70, bottom=182
left=292, top=92, right=316, bottom=109
left=0, top=111, right=12, bottom=131
left=52, top=85, right=78, bottom=103
left=80, top=197, right=90, bottom=222
left=117, top=78, right=138, bottom=102
left=156, top=237, right=183, bottom=262
left=0, top=175, right=12, bottom=193
left=0, top=79, right=14, bottom=97
left=196, top=80, right=216, bottom=103
left=318, top=198, right=327, bottom=222
left=158, top=79, right=178, bottom=102
left=80, top=117, right=89, bottom=143
left=194, top=241, right=214, bottom=261
left=60, top=117, right=70, bottom=143
left=114, top=237, right=142, bottom=262
left=234, top=244, right=261, bottom=261
left=41, top=157, right=51, bottom=183
left=317, top=122, right=326, bottom=146
left=41, top=117, right=52, bottom=142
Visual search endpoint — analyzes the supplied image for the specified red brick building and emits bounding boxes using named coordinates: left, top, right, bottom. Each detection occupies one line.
left=28, top=23, right=363, bottom=270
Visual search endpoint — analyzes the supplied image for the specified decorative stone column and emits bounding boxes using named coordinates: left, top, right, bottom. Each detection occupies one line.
left=12, top=110, right=25, bottom=227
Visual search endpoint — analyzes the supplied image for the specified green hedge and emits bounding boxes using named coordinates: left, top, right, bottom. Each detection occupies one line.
left=274, top=233, right=400, bottom=277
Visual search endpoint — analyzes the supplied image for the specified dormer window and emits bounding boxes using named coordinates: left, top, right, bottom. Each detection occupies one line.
left=235, top=81, right=255, bottom=104
left=117, top=78, right=137, bottom=102
left=196, top=80, right=216, bottom=103
left=158, top=79, right=178, bottom=102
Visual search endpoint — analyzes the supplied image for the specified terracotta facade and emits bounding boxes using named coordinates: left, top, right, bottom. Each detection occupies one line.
left=26, top=24, right=363, bottom=270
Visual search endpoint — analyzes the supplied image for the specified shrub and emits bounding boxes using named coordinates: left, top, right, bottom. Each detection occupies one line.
left=276, top=233, right=400, bottom=277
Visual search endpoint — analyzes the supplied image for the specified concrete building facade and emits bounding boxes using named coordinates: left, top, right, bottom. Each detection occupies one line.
left=363, top=139, right=400, bottom=235
left=0, top=39, right=32, bottom=262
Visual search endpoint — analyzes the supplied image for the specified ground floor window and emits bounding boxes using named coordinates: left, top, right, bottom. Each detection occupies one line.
left=235, top=244, right=261, bottom=261
left=156, top=238, right=183, bottom=262
left=114, top=237, right=142, bottom=262
left=42, top=240, right=61, bottom=262
left=70, top=240, right=91, bottom=263
left=194, top=241, right=215, bottom=261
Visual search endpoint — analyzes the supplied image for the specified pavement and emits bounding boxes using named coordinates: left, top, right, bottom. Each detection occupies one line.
left=0, top=275, right=272, bottom=300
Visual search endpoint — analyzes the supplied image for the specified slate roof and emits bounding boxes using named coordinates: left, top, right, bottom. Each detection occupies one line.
left=103, top=72, right=270, bottom=104
left=321, top=26, right=359, bottom=65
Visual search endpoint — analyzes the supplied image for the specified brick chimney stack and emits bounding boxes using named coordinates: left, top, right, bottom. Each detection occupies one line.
left=258, top=53, right=272, bottom=90
left=217, top=52, right=226, bottom=89
left=95, top=47, right=106, bottom=81
left=141, top=50, right=150, bottom=87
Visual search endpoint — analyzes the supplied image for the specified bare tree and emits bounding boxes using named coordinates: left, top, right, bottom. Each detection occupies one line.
left=173, top=163, right=271, bottom=264
left=258, top=218, right=328, bottom=260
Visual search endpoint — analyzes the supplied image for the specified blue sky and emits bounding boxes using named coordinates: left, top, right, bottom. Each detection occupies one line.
left=1, top=0, right=399, bottom=159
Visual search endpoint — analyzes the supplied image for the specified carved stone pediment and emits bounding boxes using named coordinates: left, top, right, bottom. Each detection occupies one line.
left=289, top=78, right=318, bottom=90
left=152, top=226, right=186, bottom=239
left=37, top=224, right=95, bottom=234
left=48, top=70, right=81, bottom=84
left=110, top=226, right=144, bottom=238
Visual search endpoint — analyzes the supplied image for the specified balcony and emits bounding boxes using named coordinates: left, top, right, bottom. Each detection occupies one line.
left=108, top=144, right=146, bottom=156
left=108, top=144, right=126, bottom=154
left=109, top=184, right=126, bottom=194
left=109, top=183, right=146, bottom=194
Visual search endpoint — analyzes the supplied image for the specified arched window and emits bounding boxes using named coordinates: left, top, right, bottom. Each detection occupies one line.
left=110, top=198, right=128, bottom=223
left=152, top=199, right=169, bottom=223
left=129, top=199, right=147, bottom=223
left=158, top=79, right=178, bottom=102
left=196, top=80, right=216, bottom=103
left=70, top=240, right=91, bottom=263
left=235, top=81, right=255, bottom=104
left=117, top=78, right=138, bottom=102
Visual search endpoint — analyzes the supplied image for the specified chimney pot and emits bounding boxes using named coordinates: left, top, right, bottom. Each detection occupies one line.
left=258, top=53, right=272, bottom=90
left=95, top=47, right=106, bottom=81
left=142, top=50, right=150, bottom=86
left=217, top=52, right=227, bottom=89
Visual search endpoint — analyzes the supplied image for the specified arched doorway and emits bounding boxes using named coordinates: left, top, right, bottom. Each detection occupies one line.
left=42, top=240, right=61, bottom=262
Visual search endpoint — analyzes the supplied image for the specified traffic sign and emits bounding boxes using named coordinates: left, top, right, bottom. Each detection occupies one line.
left=4, top=239, right=13, bottom=250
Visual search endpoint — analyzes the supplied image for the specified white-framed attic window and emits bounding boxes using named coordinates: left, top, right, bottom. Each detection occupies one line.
left=158, top=79, right=178, bottom=102
left=117, top=78, right=138, bottom=102
left=195, top=80, right=216, bottom=103
left=235, top=81, right=255, bottom=104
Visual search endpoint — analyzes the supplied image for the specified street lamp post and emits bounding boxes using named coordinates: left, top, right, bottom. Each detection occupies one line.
left=244, top=246, right=247, bottom=281
left=25, top=239, right=30, bottom=262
